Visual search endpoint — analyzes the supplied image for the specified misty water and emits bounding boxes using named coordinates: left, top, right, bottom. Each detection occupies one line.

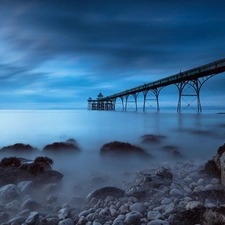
left=0, top=109, right=224, bottom=195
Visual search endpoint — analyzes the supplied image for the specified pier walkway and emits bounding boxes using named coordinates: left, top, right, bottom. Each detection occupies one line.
left=88, top=58, right=225, bottom=113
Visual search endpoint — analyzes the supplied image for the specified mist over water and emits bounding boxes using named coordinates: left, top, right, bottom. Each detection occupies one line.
left=0, top=108, right=224, bottom=194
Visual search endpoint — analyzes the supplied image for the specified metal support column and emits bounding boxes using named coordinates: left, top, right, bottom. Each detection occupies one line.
left=142, top=88, right=162, bottom=112
left=176, top=75, right=215, bottom=113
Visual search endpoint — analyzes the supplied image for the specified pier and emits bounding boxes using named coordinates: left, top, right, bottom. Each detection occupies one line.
left=88, top=58, right=225, bottom=113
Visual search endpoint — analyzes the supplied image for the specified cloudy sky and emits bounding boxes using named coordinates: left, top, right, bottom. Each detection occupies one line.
left=0, top=0, right=225, bottom=109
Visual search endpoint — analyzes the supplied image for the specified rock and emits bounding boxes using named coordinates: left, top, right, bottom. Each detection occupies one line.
left=58, top=207, right=70, bottom=220
left=124, top=213, right=141, bottom=225
left=147, top=219, right=169, bottom=225
left=7, top=216, right=27, bottom=224
left=25, top=211, right=39, bottom=224
left=0, top=156, right=63, bottom=185
left=161, top=198, right=171, bottom=205
left=205, top=184, right=215, bottom=191
left=42, top=141, right=80, bottom=154
left=155, top=167, right=173, bottom=180
left=21, top=198, right=42, bottom=211
left=143, top=174, right=172, bottom=189
left=0, top=143, right=38, bottom=155
left=112, top=219, right=124, bottom=225
left=140, top=134, right=167, bottom=144
left=126, top=185, right=146, bottom=198
left=86, top=186, right=125, bottom=202
left=99, top=141, right=150, bottom=158
left=17, top=181, right=34, bottom=194
left=0, top=184, right=21, bottom=201
left=170, top=188, right=183, bottom=197
left=130, top=203, right=146, bottom=214
left=58, top=218, right=74, bottom=225
left=147, top=211, right=162, bottom=221
left=202, top=208, right=225, bottom=225
left=0, top=212, right=10, bottom=223
left=211, top=178, right=220, bottom=184
left=186, top=201, right=204, bottom=210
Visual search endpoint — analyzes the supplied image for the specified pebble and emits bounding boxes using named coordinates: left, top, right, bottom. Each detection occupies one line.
left=1, top=159, right=225, bottom=225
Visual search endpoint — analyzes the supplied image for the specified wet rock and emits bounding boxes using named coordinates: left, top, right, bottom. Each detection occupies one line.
left=17, top=181, right=34, bottom=194
left=143, top=174, right=172, bottom=189
left=0, top=143, right=38, bottom=155
left=202, top=207, right=225, bottom=225
left=25, top=211, right=39, bottom=224
left=58, top=218, right=74, bottom=225
left=124, top=213, right=141, bottom=225
left=21, top=198, right=42, bottom=211
left=42, top=141, right=80, bottom=154
left=100, top=141, right=150, bottom=158
left=86, top=186, right=125, bottom=202
left=147, top=219, right=169, bottom=225
left=126, top=185, right=146, bottom=199
left=186, top=201, right=204, bottom=210
left=130, top=202, right=146, bottom=214
left=155, top=166, right=173, bottom=180
left=0, top=156, right=63, bottom=185
left=58, top=207, right=70, bottom=220
left=140, top=134, right=167, bottom=144
left=0, top=184, right=21, bottom=202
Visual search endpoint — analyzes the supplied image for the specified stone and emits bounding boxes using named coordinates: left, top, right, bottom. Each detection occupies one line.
left=58, top=218, right=74, bottom=225
left=141, top=134, right=167, bottom=144
left=186, top=201, right=204, bottom=210
left=17, top=181, right=34, bottom=194
left=147, top=211, right=162, bottom=220
left=205, top=184, right=215, bottom=191
left=147, top=219, right=169, bottom=225
left=161, top=198, right=171, bottom=205
left=25, top=211, right=39, bottom=224
left=211, top=178, right=220, bottom=184
left=192, top=185, right=205, bottom=193
left=202, top=208, right=225, bottom=225
left=7, top=216, right=27, bottom=224
left=21, top=198, right=42, bottom=211
left=100, top=141, right=150, bottom=158
left=42, top=141, right=80, bottom=154
left=130, top=202, right=146, bottom=214
left=0, top=143, right=38, bottom=154
left=58, top=207, right=70, bottom=220
left=155, top=167, right=173, bottom=180
left=86, top=186, right=125, bottom=202
left=124, top=213, right=141, bottom=225
left=112, top=219, right=124, bottom=225
left=170, top=188, right=183, bottom=197
left=164, top=203, right=176, bottom=214
left=126, top=185, right=146, bottom=198
left=0, top=184, right=21, bottom=201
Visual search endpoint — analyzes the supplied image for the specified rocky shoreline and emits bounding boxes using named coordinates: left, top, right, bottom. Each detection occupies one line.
left=0, top=141, right=225, bottom=225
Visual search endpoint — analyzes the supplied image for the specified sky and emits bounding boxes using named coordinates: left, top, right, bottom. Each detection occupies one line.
left=0, top=0, right=225, bottom=109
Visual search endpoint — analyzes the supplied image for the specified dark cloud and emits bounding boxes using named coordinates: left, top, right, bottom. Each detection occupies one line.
left=0, top=0, right=224, bottom=108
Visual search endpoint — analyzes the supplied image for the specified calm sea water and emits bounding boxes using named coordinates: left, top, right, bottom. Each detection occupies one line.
left=0, top=108, right=224, bottom=181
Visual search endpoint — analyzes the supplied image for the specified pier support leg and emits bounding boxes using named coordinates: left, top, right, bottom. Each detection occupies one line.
left=142, top=88, right=162, bottom=112
left=176, top=75, right=214, bottom=113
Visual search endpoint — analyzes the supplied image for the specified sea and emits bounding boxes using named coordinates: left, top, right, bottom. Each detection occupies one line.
left=0, top=107, right=224, bottom=185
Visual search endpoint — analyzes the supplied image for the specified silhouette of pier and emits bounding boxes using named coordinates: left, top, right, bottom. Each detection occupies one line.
left=88, top=58, right=225, bottom=113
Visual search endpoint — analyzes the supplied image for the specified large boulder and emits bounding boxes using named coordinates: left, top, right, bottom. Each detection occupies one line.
left=140, top=134, right=167, bottom=144
left=86, top=186, right=125, bottom=202
left=204, top=143, right=225, bottom=185
left=42, top=139, right=80, bottom=154
left=0, top=143, right=38, bottom=155
left=100, top=141, right=149, bottom=158
left=0, top=156, right=63, bottom=186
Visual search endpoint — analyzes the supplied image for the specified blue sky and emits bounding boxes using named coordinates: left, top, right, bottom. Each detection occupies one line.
left=0, top=0, right=225, bottom=109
